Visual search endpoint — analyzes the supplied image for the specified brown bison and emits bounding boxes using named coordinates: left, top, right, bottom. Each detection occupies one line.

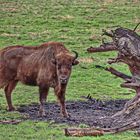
left=0, top=42, right=79, bottom=117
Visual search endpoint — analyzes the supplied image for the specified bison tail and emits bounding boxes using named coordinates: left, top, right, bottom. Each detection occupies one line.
left=0, top=68, right=8, bottom=89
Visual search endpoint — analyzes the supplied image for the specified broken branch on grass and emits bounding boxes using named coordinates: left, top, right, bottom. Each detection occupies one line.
left=120, top=82, right=140, bottom=89
left=65, top=121, right=139, bottom=137
left=65, top=128, right=104, bottom=137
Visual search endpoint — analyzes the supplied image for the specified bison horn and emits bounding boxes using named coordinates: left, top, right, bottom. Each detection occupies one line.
left=72, top=51, right=79, bottom=65
left=72, top=51, right=78, bottom=60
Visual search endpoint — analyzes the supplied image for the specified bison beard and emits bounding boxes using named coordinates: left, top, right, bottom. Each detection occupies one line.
left=0, top=42, right=79, bottom=117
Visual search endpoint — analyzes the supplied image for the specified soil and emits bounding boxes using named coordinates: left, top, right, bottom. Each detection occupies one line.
left=18, top=98, right=128, bottom=127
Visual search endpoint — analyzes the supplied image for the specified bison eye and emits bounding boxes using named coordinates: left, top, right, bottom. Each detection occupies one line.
left=67, top=64, right=72, bottom=69
left=58, top=64, right=61, bottom=69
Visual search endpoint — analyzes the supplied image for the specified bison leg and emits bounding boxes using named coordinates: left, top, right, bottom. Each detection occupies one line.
left=38, top=86, right=49, bottom=117
left=55, top=86, right=69, bottom=118
left=4, top=80, right=18, bottom=111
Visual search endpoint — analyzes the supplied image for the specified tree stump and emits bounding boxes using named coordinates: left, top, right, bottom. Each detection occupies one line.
left=65, top=23, right=140, bottom=137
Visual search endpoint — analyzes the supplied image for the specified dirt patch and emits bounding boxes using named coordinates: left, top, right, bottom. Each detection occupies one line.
left=18, top=98, right=128, bottom=127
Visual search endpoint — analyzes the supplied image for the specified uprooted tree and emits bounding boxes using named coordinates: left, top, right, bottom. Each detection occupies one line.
left=65, top=23, right=140, bottom=137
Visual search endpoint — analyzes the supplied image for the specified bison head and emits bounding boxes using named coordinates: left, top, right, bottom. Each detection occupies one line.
left=52, top=51, right=79, bottom=85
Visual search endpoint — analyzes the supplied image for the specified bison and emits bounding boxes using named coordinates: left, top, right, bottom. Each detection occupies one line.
left=0, top=42, right=79, bottom=117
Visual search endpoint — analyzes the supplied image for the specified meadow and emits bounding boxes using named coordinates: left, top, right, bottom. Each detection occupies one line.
left=0, top=0, right=140, bottom=139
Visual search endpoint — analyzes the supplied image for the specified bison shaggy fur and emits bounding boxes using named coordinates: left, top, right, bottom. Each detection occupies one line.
left=0, top=42, right=79, bottom=117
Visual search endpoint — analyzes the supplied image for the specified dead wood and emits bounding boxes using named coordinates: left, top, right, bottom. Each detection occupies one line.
left=106, top=67, right=131, bottom=80
left=96, top=66, right=132, bottom=81
left=65, top=24, right=140, bottom=137
left=87, top=42, right=116, bottom=53
left=65, top=128, right=104, bottom=137
left=65, top=121, right=139, bottom=137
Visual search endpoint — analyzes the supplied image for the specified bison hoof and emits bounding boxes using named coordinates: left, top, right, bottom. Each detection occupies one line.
left=62, top=113, right=71, bottom=118
left=8, top=107, right=16, bottom=111
left=37, top=110, right=46, bottom=117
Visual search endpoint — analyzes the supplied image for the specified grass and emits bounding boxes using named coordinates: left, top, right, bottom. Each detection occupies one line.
left=0, top=0, right=140, bottom=139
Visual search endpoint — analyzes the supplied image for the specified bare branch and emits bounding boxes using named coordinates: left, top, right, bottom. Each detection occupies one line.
left=102, top=29, right=114, bottom=37
left=64, top=128, right=104, bottom=137
left=64, top=121, right=139, bottom=137
left=95, top=65, right=132, bottom=81
left=87, top=43, right=117, bottom=53
left=121, top=82, right=140, bottom=89
left=105, top=67, right=132, bottom=81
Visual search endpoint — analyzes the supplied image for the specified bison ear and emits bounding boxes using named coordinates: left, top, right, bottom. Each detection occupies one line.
left=51, top=59, right=56, bottom=65
left=72, top=59, right=79, bottom=65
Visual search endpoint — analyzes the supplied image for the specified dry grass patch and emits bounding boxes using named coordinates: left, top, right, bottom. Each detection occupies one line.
left=1, top=33, right=20, bottom=37
left=79, top=57, right=94, bottom=63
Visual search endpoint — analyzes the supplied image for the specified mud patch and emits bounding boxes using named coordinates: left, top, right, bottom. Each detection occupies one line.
left=18, top=99, right=128, bottom=127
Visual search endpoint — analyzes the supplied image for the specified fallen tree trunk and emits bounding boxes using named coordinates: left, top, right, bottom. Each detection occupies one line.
left=65, top=121, right=139, bottom=137
left=65, top=128, right=104, bottom=137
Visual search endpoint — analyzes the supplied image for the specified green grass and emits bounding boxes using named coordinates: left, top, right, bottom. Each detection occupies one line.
left=0, top=0, right=140, bottom=139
